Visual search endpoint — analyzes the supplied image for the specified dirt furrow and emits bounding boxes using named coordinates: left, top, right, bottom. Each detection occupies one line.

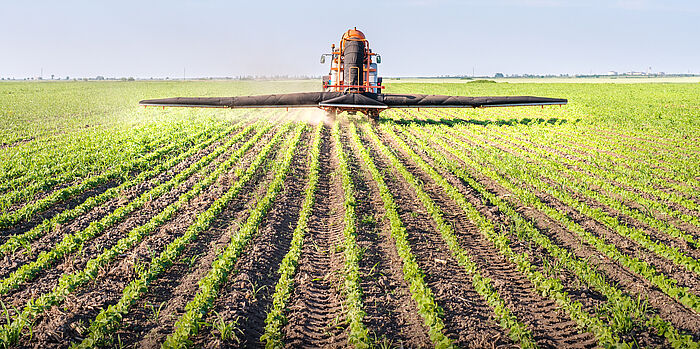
left=280, top=125, right=348, bottom=348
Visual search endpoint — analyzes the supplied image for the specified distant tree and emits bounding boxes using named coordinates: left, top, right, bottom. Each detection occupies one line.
left=66, top=76, right=70, bottom=80
left=96, top=76, right=105, bottom=80
left=128, top=77, right=135, bottom=81
left=495, top=72, right=504, bottom=78
left=51, top=74, right=54, bottom=80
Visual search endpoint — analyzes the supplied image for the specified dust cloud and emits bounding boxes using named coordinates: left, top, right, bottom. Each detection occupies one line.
left=280, top=107, right=331, bottom=125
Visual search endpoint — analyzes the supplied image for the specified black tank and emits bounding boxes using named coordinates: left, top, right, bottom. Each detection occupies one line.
left=343, top=40, right=364, bottom=89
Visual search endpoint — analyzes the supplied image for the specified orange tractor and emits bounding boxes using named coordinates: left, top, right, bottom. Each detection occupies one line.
left=319, top=28, right=385, bottom=117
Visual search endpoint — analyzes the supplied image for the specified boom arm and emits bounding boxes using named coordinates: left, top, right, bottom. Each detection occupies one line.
left=139, top=92, right=567, bottom=110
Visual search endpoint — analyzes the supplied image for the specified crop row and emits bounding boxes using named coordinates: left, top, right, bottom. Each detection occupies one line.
left=396, top=124, right=698, bottom=348
left=404, top=123, right=700, bottom=314
left=379, top=119, right=642, bottom=346
left=0, top=123, right=215, bottom=230
left=491, top=126, right=700, bottom=230
left=492, top=124, right=700, bottom=216
left=0, top=122, right=190, bottom=199
left=591, top=127, right=700, bottom=155
left=427, top=108, right=698, bottom=202
left=331, top=121, right=370, bottom=347
left=0, top=119, right=247, bottom=258
left=363, top=123, right=539, bottom=348
left=0, top=122, right=200, bottom=214
left=0, top=120, right=279, bottom=347
left=73, top=122, right=294, bottom=347
left=0, top=120, right=261, bottom=295
left=524, top=127, right=699, bottom=198
left=550, top=127, right=699, bottom=186
left=0, top=121, right=185, bottom=197
left=448, top=125, right=700, bottom=276
left=261, top=123, right=323, bottom=347
left=347, top=122, right=452, bottom=347
left=552, top=124, right=694, bottom=164
left=459, top=126, right=700, bottom=247
left=163, top=123, right=306, bottom=347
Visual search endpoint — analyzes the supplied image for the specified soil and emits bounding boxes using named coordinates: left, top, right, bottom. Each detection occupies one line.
left=280, top=125, right=350, bottom=348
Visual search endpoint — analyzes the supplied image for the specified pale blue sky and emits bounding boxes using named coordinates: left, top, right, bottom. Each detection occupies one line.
left=1, top=0, right=698, bottom=78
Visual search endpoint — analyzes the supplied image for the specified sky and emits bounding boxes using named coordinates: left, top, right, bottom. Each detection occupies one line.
left=1, top=0, right=699, bottom=79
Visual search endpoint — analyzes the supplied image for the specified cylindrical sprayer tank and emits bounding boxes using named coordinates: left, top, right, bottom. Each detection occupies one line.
left=341, top=28, right=366, bottom=90
left=343, top=39, right=364, bottom=89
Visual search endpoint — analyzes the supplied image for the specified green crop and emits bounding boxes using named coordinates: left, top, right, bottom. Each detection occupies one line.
left=1, top=80, right=697, bottom=348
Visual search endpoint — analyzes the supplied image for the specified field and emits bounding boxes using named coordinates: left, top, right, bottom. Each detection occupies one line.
left=0, top=80, right=698, bottom=348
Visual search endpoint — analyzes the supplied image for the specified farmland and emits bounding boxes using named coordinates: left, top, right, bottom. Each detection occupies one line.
left=0, top=80, right=698, bottom=348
